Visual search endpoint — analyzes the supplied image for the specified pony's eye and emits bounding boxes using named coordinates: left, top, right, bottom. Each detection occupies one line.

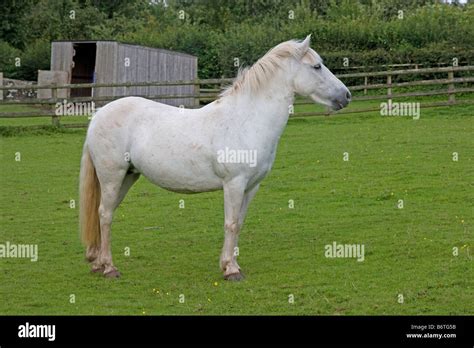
left=313, top=64, right=321, bottom=70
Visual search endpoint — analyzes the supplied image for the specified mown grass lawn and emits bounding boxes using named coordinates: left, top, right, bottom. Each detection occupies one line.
left=0, top=101, right=472, bottom=315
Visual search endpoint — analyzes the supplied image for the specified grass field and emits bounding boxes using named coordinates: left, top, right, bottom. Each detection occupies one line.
left=0, top=100, right=473, bottom=315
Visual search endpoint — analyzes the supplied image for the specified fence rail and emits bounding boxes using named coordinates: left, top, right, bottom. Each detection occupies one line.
left=1, top=66, right=473, bottom=126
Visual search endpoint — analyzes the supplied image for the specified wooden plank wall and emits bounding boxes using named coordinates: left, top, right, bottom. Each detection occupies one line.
left=51, top=41, right=198, bottom=107
left=94, top=41, right=118, bottom=99
left=119, top=44, right=138, bottom=96
left=137, top=46, right=149, bottom=96
left=115, top=43, right=128, bottom=97
left=117, top=43, right=197, bottom=106
left=50, top=42, right=74, bottom=83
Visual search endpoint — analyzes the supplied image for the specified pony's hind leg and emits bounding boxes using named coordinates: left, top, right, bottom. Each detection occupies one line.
left=86, top=245, right=100, bottom=264
left=92, top=171, right=140, bottom=278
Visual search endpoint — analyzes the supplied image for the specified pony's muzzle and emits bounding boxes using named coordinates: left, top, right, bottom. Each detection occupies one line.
left=332, top=88, right=351, bottom=110
left=345, top=90, right=352, bottom=102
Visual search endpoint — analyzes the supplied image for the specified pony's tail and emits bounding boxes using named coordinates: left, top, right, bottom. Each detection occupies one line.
left=79, top=144, right=101, bottom=249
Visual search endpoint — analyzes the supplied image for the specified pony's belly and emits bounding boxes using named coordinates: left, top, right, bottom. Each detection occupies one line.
left=136, top=162, right=223, bottom=193
left=152, top=182, right=221, bottom=194
left=147, top=175, right=223, bottom=193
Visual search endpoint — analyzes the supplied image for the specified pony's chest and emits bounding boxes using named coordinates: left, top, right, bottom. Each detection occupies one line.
left=247, top=146, right=277, bottom=183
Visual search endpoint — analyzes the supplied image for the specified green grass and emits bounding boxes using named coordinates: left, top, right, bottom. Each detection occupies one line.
left=0, top=101, right=473, bottom=315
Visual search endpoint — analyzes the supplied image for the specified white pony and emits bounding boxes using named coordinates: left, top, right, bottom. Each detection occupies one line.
left=79, top=35, right=351, bottom=280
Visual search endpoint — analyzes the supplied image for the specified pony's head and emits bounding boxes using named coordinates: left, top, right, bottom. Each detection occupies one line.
left=221, top=35, right=351, bottom=111
left=290, top=35, right=351, bottom=110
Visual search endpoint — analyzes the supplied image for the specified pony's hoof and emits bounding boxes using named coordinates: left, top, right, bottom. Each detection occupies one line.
left=104, top=269, right=121, bottom=278
left=224, top=271, right=244, bottom=281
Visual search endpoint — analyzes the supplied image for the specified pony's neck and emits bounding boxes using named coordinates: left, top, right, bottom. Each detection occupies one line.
left=225, top=70, right=295, bottom=132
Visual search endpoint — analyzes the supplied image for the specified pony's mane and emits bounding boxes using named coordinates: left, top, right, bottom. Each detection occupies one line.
left=220, top=39, right=307, bottom=97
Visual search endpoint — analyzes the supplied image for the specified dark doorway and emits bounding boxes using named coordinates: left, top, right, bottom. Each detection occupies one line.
left=71, top=43, right=96, bottom=98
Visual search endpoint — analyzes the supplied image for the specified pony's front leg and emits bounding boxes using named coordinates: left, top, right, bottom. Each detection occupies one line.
left=234, top=184, right=260, bottom=271
left=221, top=178, right=246, bottom=281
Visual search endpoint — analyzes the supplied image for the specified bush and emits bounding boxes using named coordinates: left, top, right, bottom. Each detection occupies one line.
left=10, top=39, right=50, bottom=81
left=2, top=0, right=473, bottom=81
left=0, top=41, right=21, bottom=78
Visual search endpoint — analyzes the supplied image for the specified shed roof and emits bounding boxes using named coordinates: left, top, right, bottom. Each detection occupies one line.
left=51, top=40, right=197, bottom=59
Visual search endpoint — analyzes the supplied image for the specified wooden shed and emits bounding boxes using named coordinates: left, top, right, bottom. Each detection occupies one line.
left=50, top=40, right=198, bottom=106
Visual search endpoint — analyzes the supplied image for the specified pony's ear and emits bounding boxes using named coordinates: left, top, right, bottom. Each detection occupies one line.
left=296, top=34, right=311, bottom=59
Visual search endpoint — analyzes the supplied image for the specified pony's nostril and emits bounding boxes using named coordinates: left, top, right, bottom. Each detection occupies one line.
left=346, top=91, right=352, bottom=101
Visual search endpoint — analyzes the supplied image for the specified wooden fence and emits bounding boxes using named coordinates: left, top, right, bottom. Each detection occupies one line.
left=0, top=65, right=473, bottom=127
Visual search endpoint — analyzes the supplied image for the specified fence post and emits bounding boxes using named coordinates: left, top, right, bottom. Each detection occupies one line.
left=448, top=69, right=455, bottom=104
left=194, top=80, right=200, bottom=107
left=0, top=73, right=3, bottom=101
left=51, top=86, right=60, bottom=127
left=387, top=74, right=392, bottom=105
left=364, top=75, right=368, bottom=95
